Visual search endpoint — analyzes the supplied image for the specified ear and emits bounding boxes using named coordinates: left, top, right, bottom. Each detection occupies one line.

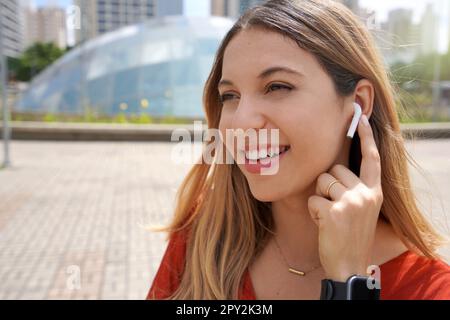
left=351, top=79, right=375, bottom=119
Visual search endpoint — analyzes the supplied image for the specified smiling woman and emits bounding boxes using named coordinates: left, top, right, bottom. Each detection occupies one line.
left=147, top=0, right=450, bottom=300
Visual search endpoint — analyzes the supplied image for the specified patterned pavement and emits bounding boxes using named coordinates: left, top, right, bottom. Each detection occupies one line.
left=0, top=140, right=449, bottom=299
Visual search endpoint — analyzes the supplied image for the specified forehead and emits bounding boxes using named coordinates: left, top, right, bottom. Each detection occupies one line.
left=222, top=27, right=311, bottom=75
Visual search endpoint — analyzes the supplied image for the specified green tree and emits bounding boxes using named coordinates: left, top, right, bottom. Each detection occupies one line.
left=12, top=42, right=66, bottom=82
left=391, top=52, right=450, bottom=94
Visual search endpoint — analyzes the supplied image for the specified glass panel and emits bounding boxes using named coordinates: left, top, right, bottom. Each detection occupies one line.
left=16, top=17, right=235, bottom=118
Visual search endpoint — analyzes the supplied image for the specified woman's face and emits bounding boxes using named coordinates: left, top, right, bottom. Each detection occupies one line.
left=218, top=27, right=354, bottom=202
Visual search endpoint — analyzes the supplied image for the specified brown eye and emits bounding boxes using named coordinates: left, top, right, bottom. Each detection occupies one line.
left=219, top=94, right=237, bottom=103
left=219, top=83, right=292, bottom=104
left=267, top=83, right=292, bottom=93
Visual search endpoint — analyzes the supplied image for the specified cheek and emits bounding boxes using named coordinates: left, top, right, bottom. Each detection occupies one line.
left=218, top=106, right=234, bottom=130
left=287, top=95, right=343, bottom=139
left=286, top=106, right=343, bottom=168
left=218, top=108, right=231, bottom=136
left=218, top=113, right=235, bottom=156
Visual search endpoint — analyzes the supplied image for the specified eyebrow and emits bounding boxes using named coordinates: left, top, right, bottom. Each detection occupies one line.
left=218, top=66, right=304, bottom=88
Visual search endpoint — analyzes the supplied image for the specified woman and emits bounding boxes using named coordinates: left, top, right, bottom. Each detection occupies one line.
left=147, top=0, right=450, bottom=299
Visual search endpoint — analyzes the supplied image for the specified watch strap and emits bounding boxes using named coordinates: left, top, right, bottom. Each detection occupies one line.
left=320, top=279, right=348, bottom=300
left=320, top=275, right=381, bottom=300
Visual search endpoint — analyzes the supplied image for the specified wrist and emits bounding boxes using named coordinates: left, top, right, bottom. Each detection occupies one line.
left=325, top=264, right=369, bottom=282
left=326, top=269, right=368, bottom=282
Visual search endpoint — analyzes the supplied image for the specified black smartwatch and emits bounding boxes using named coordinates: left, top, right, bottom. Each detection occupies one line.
left=320, top=275, right=381, bottom=300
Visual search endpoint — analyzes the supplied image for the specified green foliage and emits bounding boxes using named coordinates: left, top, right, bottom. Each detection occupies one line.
left=83, top=105, right=100, bottom=123
left=11, top=111, right=197, bottom=124
left=133, top=113, right=153, bottom=124
left=11, top=42, right=66, bottom=82
left=389, top=50, right=450, bottom=122
left=160, top=115, right=189, bottom=124
left=390, top=51, right=450, bottom=93
left=116, top=113, right=155, bottom=124
left=114, top=113, right=128, bottom=124
left=43, top=113, right=57, bottom=122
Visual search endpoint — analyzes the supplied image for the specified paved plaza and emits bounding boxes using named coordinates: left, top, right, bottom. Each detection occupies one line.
left=0, top=140, right=449, bottom=299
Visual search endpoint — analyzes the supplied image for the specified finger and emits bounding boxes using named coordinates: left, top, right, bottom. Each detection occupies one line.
left=357, top=114, right=381, bottom=188
left=328, top=164, right=360, bottom=189
left=308, top=195, right=333, bottom=226
left=315, top=173, right=346, bottom=201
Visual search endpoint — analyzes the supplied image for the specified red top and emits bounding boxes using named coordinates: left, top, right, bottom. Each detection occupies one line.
left=147, top=228, right=450, bottom=300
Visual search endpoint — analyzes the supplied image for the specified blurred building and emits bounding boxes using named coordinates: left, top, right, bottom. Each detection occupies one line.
left=448, top=3, right=450, bottom=53
left=156, top=0, right=183, bottom=16
left=418, top=3, right=438, bottom=56
left=336, top=0, right=360, bottom=15
left=375, top=4, right=441, bottom=65
left=24, top=6, right=67, bottom=49
left=16, top=16, right=234, bottom=118
left=211, top=0, right=265, bottom=18
left=378, top=8, right=418, bottom=65
left=336, top=0, right=377, bottom=29
left=385, top=9, right=415, bottom=48
left=74, top=0, right=157, bottom=44
left=0, top=0, right=23, bottom=57
left=210, top=0, right=365, bottom=19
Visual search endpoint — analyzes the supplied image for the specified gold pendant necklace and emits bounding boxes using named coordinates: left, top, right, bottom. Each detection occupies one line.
left=273, top=235, right=322, bottom=276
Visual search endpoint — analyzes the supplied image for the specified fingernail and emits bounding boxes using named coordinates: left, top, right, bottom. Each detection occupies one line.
left=361, top=114, right=370, bottom=127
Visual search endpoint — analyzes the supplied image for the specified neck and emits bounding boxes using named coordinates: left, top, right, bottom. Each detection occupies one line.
left=269, top=151, right=352, bottom=269
left=270, top=183, right=408, bottom=271
left=270, top=182, right=321, bottom=269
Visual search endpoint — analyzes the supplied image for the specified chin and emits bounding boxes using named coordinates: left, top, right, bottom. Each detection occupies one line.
left=246, top=181, right=287, bottom=202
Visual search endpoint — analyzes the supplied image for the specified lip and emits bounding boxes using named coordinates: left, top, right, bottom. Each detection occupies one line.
left=241, top=144, right=290, bottom=153
left=243, top=147, right=290, bottom=174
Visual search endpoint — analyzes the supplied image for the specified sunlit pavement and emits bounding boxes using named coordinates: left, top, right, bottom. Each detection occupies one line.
left=0, top=140, right=449, bottom=299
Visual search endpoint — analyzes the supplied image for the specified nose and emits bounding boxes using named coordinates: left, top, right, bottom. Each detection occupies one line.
left=231, top=97, right=267, bottom=132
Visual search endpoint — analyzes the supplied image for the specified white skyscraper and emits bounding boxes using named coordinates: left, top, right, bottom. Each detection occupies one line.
left=0, top=0, right=23, bottom=57
left=419, top=3, right=438, bottom=56
left=23, top=5, right=67, bottom=49
left=211, top=0, right=265, bottom=18
left=74, top=0, right=157, bottom=44
left=156, top=0, right=183, bottom=16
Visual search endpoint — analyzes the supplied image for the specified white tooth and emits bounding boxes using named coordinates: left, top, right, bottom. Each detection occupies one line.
left=259, top=149, right=267, bottom=159
left=260, top=156, right=271, bottom=165
left=270, top=147, right=279, bottom=157
left=249, top=150, right=258, bottom=160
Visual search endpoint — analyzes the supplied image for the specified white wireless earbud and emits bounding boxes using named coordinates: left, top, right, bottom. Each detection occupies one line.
left=346, top=102, right=362, bottom=139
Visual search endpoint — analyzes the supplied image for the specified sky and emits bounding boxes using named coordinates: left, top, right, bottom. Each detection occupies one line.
left=30, top=0, right=449, bottom=52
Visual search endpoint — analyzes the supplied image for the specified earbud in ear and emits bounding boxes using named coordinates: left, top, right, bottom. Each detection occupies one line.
left=346, top=102, right=362, bottom=139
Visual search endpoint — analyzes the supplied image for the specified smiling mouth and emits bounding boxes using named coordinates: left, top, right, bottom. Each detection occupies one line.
left=239, top=145, right=290, bottom=175
left=244, top=145, right=291, bottom=162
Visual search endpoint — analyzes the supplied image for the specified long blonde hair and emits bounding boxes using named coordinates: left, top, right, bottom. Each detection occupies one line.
left=158, top=0, right=447, bottom=299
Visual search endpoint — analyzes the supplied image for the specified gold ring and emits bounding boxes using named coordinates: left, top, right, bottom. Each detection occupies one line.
left=326, top=180, right=340, bottom=199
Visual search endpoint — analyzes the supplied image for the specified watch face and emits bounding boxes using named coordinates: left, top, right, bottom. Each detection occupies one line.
left=348, top=276, right=380, bottom=300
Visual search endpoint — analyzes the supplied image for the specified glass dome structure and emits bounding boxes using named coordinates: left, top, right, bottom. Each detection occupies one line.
left=16, top=16, right=234, bottom=118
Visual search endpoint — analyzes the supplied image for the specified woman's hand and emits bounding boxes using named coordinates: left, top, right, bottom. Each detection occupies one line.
left=307, top=114, right=383, bottom=282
